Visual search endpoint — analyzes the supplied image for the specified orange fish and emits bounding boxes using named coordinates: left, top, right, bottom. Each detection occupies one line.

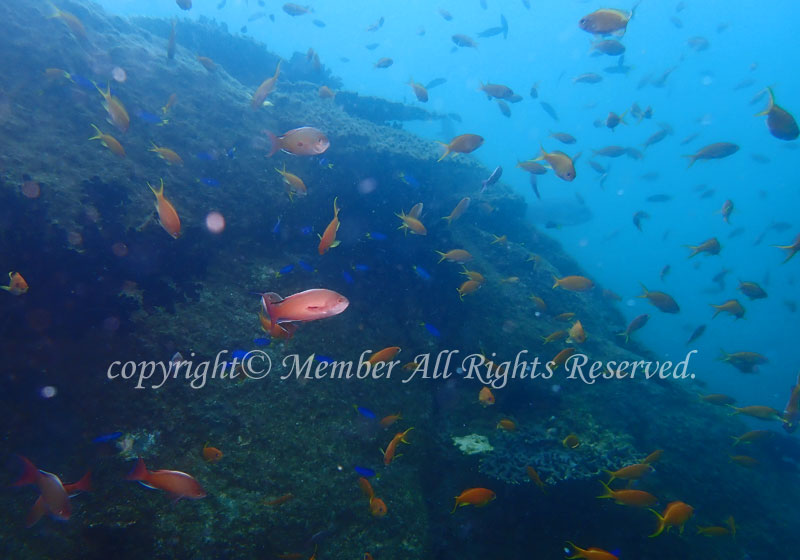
left=396, top=211, right=427, bottom=235
left=251, top=61, right=281, bottom=109
left=318, top=197, right=341, bottom=255
left=496, top=419, right=516, bottom=431
left=436, top=134, right=484, bottom=162
left=436, top=249, right=473, bottom=264
left=526, top=466, right=546, bottom=491
left=541, top=330, right=567, bottom=344
left=318, top=86, right=336, bottom=99
left=148, top=179, right=181, bottom=239
left=265, top=127, right=330, bottom=157
left=567, top=320, right=587, bottom=344
left=149, top=143, right=183, bottom=166
left=13, top=456, right=91, bottom=527
left=94, top=82, right=129, bottom=133
left=264, top=493, right=294, bottom=506
left=126, top=457, right=206, bottom=500
left=275, top=164, right=307, bottom=200
left=457, top=279, right=482, bottom=300
left=380, top=413, right=402, bottom=428
left=711, top=299, right=745, bottom=319
left=554, top=312, right=576, bottom=322
left=162, top=93, right=178, bottom=115
left=48, top=3, right=87, bottom=39
left=197, top=56, right=216, bottom=71
left=462, top=269, right=486, bottom=283
left=408, top=78, right=429, bottom=102
left=369, top=496, right=387, bottom=517
left=2, top=272, right=29, bottom=295
left=368, top=346, right=401, bottom=365
left=564, top=541, right=619, bottom=560
left=89, top=124, right=125, bottom=158
left=382, top=427, right=413, bottom=465
left=643, top=449, right=663, bottom=464
left=649, top=501, right=694, bottom=537
left=597, top=480, right=657, bottom=508
left=201, top=443, right=223, bottom=462
left=479, top=386, right=495, bottom=406
left=260, top=289, right=349, bottom=334
left=535, top=145, right=576, bottom=181
left=550, top=348, right=576, bottom=370
left=451, top=488, right=495, bottom=513
left=552, top=275, right=593, bottom=292
left=442, top=197, right=470, bottom=224
left=605, top=463, right=653, bottom=483
left=638, top=284, right=680, bottom=313
left=686, top=237, right=721, bottom=257
left=358, top=477, right=374, bottom=500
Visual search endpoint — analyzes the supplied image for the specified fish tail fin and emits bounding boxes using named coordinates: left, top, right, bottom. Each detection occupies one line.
left=125, top=457, right=148, bottom=481
left=88, top=123, right=102, bottom=140
left=46, top=1, right=61, bottom=19
left=333, top=196, right=339, bottom=219
left=551, top=275, right=560, bottom=289
left=442, top=215, right=452, bottom=224
left=596, top=479, right=614, bottom=499
left=25, top=497, right=47, bottom=528
left=710, top=305, right=722, bottom=319
left=638, top=282, right=648, bottom=297
left=436, top=251, right=447, bottom=264
left=682, top=154, right=697, bottom=167
left=616, top=331, right=630, bottom=344
left=727, top=404, right=739, bottom=415
left=753, top=87, right=775, bottom=116
left=147, top=178, right=164, bottom=198
left=399, top=427, right=414, bottom=444
left=71, top=469, right=92, bottom=493
left=731, top=435, right=741, bottom=446
left=12, top=455, right=40, bottom=487
left=648, top=509, right=666, bottom=537
left=435, top=141, right=450, bottom=162
left=563, top=542, right=582, bottom=559
left=263, top=129, right=280, bottom=157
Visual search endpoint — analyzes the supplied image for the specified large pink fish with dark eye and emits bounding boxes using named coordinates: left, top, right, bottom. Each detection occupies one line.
left=264, top=127, right=330, bottom=157
left=260, top=289, right=349, bottom=335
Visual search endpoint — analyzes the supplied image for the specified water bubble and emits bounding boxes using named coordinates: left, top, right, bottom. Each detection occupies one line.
left=205, top=211, right=225, bottom=233
left=357, top=177, right=377, bottom=194
left=40, top=386, right=57, bottom=399
left=112, top=67, right=127, bottom=82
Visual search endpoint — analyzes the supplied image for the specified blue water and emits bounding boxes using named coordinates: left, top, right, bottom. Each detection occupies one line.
left=5, top=1, right=800, bottom=558
left=96, top=0, right=800, bottom=408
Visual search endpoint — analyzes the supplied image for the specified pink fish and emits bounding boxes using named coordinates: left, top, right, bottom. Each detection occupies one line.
left=260, top=289, right=349, bottom=335
left=126, top=457, right=206, bottom=500
left=13, top=456, right=92, bottom=527
left=264, top=127, right=330, bottom=157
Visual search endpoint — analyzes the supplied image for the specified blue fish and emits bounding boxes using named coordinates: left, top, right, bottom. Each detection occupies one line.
left=301, top=226, right=313, bottom=236
left=232, top=349, right=248, bottom=360
left=199, top=177, right=220, bottom=187
left=354, top=466, right=376, bottom=478
left=253, top=337, right=270, bottom=346
left=276, top=264, right=294, bottom=277
left=135, top=110, right=164, bottom=124
left=93, top=431, right=123, bottom=443
left=366, top=232, right=387, bottom=241
left=297, top=260, right=314, bottom=272
left=354, top=406, right=377, bottom=419
left=196, top=151, right=217, bottom=161
left=353, top=264, right=369, bottom=272
left=422, top=322, right=441, bottom=338
left=413, top=266, right=431, bottom=280
left=271, top=217, right=281, bottom=235
left=400, top=172, right=420, bottom=188
left=316, top=355, right=335, bottom=364
left=342, top=271, right=354, bottom=284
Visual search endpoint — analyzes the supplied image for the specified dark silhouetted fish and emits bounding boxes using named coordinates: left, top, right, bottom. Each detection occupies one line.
left=426, top=78, right=447, bottom=89
left=540, top=101, right=559, bottom=121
